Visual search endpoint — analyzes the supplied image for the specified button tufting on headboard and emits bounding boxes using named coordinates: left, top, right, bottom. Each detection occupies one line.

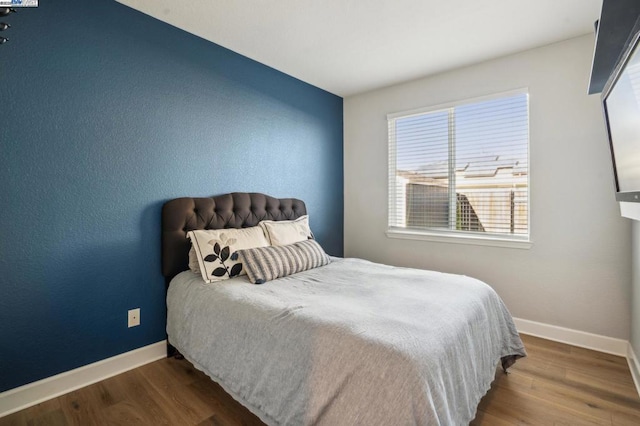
left=161, top=192, right=307, bottom=282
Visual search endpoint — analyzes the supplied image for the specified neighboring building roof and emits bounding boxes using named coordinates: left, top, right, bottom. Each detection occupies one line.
left=410, top=154, right=526, bottom=179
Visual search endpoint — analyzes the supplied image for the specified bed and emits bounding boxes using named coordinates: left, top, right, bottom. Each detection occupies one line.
left=161, top=192, right=526, bottom=425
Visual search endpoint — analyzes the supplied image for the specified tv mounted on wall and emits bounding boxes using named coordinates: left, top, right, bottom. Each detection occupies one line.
left=602, top=16, right=640, bottom=203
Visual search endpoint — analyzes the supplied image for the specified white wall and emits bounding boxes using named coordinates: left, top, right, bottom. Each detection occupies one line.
left=632, top=223, right=640, bottom=353
left=344, top=35, right=632, bottom=339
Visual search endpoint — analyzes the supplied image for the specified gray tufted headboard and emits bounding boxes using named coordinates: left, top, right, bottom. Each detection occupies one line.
left=161, top=192, right=307, bottom=283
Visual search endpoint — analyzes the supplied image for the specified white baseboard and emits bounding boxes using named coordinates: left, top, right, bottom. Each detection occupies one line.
left=0, top=321, right=635, bottom=418
left=513, top=317, right=628, bottom=357
left=627, top=343, right=640, bottom=399
left=0, top=340, right=166, bottom=418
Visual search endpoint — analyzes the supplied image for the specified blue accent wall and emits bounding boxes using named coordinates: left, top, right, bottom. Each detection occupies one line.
left=0, top=0, right=343, bottom=392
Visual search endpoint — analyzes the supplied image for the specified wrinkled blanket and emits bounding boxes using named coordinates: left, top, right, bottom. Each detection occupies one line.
left=167, top=257, right=525, bottom=425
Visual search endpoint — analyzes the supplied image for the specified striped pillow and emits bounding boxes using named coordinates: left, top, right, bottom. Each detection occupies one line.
left=238, top=239, right=330, bottom=284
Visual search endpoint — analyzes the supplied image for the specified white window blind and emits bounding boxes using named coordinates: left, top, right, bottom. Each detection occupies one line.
left=388, top=91, right=529, bottom=241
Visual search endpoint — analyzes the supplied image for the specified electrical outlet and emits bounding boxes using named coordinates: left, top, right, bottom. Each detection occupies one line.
left=128, top=308, right=140, bottom=328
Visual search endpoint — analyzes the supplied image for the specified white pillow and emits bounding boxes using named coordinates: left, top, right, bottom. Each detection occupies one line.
left=188, top=247, right=201, bottom=273
left=187, top=226, right=269, bottom=283
left=259, top=215, right=312, bottom=246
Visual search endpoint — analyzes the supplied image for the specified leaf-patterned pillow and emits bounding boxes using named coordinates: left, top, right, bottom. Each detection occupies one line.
left=187, top=226, right=270, bottom=283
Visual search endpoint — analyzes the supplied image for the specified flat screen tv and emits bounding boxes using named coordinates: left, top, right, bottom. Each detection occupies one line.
left=602, top=17, right=640, bottom=202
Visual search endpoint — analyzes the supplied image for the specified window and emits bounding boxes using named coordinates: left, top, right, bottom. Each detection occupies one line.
left=387, top=90, right=529, bottom=245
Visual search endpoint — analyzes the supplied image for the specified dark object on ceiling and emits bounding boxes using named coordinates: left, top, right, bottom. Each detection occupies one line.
left=589, top=0, right=640, bottom=94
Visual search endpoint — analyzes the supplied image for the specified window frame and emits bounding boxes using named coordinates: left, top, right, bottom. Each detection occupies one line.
left=386, top=89, right=532, bottom=249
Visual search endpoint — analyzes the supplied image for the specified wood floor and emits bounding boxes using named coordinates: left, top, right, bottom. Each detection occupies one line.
left=1, top=334, right=639, bottom=425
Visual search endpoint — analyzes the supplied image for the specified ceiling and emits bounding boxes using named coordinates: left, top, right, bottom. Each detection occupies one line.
left=115, top=0, right=603, bottom=97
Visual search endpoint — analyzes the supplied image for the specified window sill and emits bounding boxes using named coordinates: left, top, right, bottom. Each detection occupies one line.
left=385, top=228, right=533, bottom=249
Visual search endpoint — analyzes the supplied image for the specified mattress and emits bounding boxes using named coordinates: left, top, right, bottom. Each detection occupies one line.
left=167, top=257, right=526, bottom=425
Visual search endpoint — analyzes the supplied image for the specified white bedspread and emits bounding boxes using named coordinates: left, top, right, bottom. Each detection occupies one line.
left=167, top=257, right=525, bottom=425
